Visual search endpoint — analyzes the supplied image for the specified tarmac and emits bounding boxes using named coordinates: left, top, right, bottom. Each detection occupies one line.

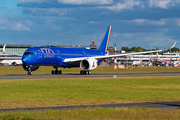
left=0, top=72, right=179, bottom=79
left=0, top=101, right=180, bottom=112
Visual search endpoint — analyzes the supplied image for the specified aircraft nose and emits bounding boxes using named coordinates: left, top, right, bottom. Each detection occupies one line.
left=22, top=56, right=29, bottom=64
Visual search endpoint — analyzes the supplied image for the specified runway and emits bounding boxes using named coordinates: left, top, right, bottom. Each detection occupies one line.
left=0, top=72, right=179, bottom=79
left=0, top=101, right=180, bottom=112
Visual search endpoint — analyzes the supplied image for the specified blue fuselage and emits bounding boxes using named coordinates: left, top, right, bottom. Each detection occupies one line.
left=22, top=47, right=106, bottom=67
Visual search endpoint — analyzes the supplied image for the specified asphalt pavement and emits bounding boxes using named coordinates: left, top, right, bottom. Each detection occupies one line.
left=0, top=72, right=179, bottom=79
left=0, top=101, right=180, bottom=112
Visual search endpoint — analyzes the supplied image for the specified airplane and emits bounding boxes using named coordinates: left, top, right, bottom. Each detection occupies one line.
left=0, top=60, right=22, bottom=66
left=3, top=26, right=177, bottom=75
left=132, top=60, right=141, bottom=66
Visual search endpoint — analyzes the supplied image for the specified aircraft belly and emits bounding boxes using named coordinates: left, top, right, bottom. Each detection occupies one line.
left=37, top=57, right=61, bottom=66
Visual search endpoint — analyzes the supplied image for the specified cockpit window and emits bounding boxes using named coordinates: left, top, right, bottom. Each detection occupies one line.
left=24, top=52, right=34, bottom=55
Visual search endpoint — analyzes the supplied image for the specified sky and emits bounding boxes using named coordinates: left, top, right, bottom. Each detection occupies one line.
left=0, top=0, right=180, bottom=50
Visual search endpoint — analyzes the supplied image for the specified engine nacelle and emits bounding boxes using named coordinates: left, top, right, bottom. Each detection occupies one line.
left=23, top=63, right=39, bottom=71
left=80, top=59, right=97, bottom=71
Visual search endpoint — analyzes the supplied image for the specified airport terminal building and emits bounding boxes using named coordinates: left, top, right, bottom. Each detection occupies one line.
left=0, top=44, right=33, bottom=60
left=115, top=52, right=180, bottom=66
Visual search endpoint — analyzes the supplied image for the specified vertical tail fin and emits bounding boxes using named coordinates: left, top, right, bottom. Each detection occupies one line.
left=98, top=26, right=112, bottom=52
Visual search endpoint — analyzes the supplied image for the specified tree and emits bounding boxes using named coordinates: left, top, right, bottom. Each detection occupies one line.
left=171, top=47, right=179, bottom=52
left=121, top=47, right=131, bottom=52
left=131, top=46, right=139, bottom=52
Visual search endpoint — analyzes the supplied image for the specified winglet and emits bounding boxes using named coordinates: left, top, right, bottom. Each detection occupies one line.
left=2, top=44, right=23, bottom=57
left=169, top=41, right=177, bottom=49
left=3, top=44, right=6, bottom=53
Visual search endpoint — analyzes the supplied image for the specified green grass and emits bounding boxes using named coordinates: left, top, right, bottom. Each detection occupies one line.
left=0, top=108, right=180, bottom=120
left=0, top=66, right=180, bottom=75
left=1, top=66, right=180, bottom=119
left=0, top=76, right=180, bottom=108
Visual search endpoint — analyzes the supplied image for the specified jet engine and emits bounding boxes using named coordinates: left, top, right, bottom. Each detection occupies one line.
left=80, top=58, right=97, bottom=71
left=11, top=62, right=17, bottom=66
left=23, top=63, right=39, bottom=71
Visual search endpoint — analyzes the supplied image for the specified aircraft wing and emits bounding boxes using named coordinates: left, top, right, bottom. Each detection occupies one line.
left=3, top=45, right=23, bottom=57
left=63, top=41, right=177, bottom=63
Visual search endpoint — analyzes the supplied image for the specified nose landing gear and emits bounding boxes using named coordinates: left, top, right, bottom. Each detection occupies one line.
left=51, top=67, right=62, bottom=74
left=28, top=65, right=32, bottom=75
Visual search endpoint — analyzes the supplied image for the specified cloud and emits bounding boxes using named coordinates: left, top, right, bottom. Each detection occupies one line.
left=57, top=0, right=113, bottom=5
left=131, top=19, right=146, bottom=25
left=143, top=37, right=175, bottom=47
left=12, top=23, right=30, bottom=31
left=177, top=18, right=180, bottom=26
left=123, top=33, right=133, bottom=38
left=22, top=8, right=70, bottom=16
left=98, top=0, right=143, bottom=11
left=98, top=0, right=180, bottom=12
left=18, top=0, right=113, bottom=5
left=18, top=0, right=48, bottom=4
left=0, top=18, right=30, bottom=31
left=149, top=0, right=180, bottom=9
left=131, top=19, right=166, bottom=25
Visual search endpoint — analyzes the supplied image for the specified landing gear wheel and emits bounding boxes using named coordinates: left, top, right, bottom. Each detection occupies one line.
left=80, top=70, right=90, bottom=75
left=51, top=67, right=62, bottom=75
left=28, top=71, right=32, bottom=75
left=51, top=70, right=55, bottom=74
left=59, top=70, right=62, bottom=74
left=27, top=65, right=32, bottom=75
left=80, top=70, right=83, bottom=75
left=55, top=70, right=59, bottom=74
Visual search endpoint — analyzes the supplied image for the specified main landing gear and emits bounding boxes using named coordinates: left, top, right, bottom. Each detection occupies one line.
left=51, top=67, right=62, bottom=74
left=80, top=70, right=90, bottom=75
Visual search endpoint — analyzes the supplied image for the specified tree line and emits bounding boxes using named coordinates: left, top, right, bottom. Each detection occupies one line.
left=121, top=46, right=180, bottom=52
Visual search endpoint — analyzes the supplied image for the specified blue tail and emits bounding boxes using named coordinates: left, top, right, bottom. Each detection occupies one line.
left=98, top=26, right=112, bottom=52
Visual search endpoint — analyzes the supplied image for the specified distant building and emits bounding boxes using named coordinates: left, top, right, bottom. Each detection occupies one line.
left=115, top=52, right=180, bottom=66
left=0, top=44, right=33, bottom=60
left=0, top=44, right=33, bottom=55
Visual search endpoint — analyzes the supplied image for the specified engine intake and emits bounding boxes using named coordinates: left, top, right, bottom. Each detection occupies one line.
left=80, top=59, right=97, bottom=71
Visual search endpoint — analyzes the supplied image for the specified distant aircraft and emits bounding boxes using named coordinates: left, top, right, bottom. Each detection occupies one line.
left=132, top=60, right=141, bottom=66
left=3, top=26, right=177, bottom=75
left=0, top=60, right=22, bottom=66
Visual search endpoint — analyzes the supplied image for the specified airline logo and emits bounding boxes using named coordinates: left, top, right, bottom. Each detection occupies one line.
left=92, top=62, right=95, bottom=67
left=41, top=48, right=54, bottom=54
left=105, top=26, right=112, bottom=52
left=41, top=48, right=55, bottom=58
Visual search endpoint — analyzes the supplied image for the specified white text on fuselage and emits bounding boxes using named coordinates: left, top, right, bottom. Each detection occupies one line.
left=40, top=48, right=56, bottom=58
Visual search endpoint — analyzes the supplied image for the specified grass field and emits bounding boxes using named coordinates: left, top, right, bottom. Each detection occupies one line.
left=0, top=76, right=180, bottom=109
left=0, top=66, right=180, bottom=75
left=0, top=66, right=180, bottom=119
